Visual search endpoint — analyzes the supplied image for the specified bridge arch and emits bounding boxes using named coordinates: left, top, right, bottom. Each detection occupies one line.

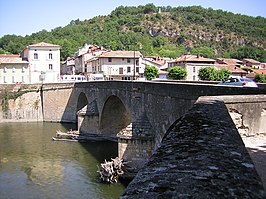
left=100, top=95, right=132, bottom=137
left=76, top=92, right=89, bottom=130
left=77, top=92, right=88, bottom=113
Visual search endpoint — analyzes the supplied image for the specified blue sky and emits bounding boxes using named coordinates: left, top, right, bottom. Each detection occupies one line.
left=0, top=0, right=265, bottom=38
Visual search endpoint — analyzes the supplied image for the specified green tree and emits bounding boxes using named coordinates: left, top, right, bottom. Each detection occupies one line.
left=191, top=46, right=216, bottom=58
left=144, top=65, right=159, bottom=80
left=254, top=74, right=266, bottom=83
left=216, top=68, right=232, bottom=81
left=198, top=67, right=217, bottom=80
left=199, top=67, right=231, bottom=81
left=168, top=66, right=187, bottom=80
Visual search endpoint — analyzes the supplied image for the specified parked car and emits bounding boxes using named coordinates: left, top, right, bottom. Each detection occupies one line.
left=218, top=77, right=258, bottom=87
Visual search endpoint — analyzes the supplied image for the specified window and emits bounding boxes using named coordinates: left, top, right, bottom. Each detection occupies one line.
left=22, top=76, right=24, bottom=83
left=12, top=66, right=15, bottom=73
left=127, top=66, right=131, bottom=73
left=193, top=67, right=196, bottom=73
left=136, top=60, right=139, bottom=66
left=193, top=75, right=196, bottom=81
left=127, top=58, right=130, bottom=63
left=85, top=64, right=87, bottom=73
left=3, top=66, right=7, bottom=73
left=49, top=53, right=53, bottom=59
left=4, top=76, right=7, bottom=83
left=49, top=64, right=53, bottom=70
left=108, top=58, right=112, bottom=62
left=119, top=68, right=123, bottom=74
left=34, top=53, right=38, bottom=59
left=136, top=67, right=139, bottom=73
left=12, top=76, right=15, bottom=83
left=22, top=66, right=25, bottom=73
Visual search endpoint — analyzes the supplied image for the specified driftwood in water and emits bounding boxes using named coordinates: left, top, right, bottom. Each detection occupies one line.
left=97, top=157, right=124, bottom=183
left=52, top=130, right=79, bottom=141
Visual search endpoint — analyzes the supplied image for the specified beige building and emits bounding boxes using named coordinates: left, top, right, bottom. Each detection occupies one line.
left=0, top=54, right=30, bottom=84
left=98, top=51, right=144, bottom=80
left=168, top=55, right=216, bottom=81
left=21, top=42, right=61, bottom=83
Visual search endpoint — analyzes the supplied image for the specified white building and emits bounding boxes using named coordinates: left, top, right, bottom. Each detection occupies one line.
left=74, top=44, right=106, bottom=75
left=98, top=51, right=144, bottom=80
left=21, top=42, right=60, bottom=83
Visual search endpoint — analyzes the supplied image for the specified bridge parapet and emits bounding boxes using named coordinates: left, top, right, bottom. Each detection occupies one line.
left=120, top=96, right=266, bottom=198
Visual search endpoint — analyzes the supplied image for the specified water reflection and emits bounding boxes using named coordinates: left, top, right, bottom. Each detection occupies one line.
left=0, top=122, right=125, bottom=199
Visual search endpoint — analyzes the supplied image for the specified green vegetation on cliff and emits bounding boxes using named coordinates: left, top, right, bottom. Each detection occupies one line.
left=0, top=4, right=265, bottom=61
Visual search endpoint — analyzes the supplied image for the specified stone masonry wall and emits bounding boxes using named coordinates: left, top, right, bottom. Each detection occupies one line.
left=0, top=85, right=43, bottom=122
left=220, top=95, right=266, bottom=137
left=120, top=96, right=265, bottom=198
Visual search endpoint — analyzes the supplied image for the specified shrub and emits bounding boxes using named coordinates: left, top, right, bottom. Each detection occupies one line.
left=168, top=66, right=187, bottom=80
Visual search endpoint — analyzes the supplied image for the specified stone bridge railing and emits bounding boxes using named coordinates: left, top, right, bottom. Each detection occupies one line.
left=120, top=95, right=266, bottom=198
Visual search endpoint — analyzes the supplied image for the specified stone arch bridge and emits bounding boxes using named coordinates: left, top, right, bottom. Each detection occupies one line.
left=41, top=81, right=266, bottom=170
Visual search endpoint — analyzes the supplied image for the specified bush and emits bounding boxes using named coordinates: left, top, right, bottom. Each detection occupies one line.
left=144, top=65, right=159, bottom=80
left=254, top=74, right=266, bottom=83
left=199, top=67, right=231, bottom=81
left=168, top=66, right=187, bottom=80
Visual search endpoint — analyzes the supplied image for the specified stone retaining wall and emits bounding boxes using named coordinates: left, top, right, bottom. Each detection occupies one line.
left=120, top=96, right=265, bottom=198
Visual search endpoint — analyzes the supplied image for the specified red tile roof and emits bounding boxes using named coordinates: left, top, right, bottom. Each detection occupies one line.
left=28, top=42, right=60, bottom=47
left=242, top=58, right=261, bottom=64
left=252, top=69, right=266, bottom=74
left=99, top=51, right=142, bottom=58
left=0, top=54, right=28, bottom=64
left=217, top=58, right=243, bottom=65
left=215, top=64, right=247, bottom=74
left=176, top=55, right=215, bottom=63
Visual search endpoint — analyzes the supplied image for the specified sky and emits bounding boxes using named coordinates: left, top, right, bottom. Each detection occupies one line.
left=0, top=0, right=265, bottom=38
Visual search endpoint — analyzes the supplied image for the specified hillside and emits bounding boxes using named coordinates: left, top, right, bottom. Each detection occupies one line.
left=0, top=4, right=265, bottom=61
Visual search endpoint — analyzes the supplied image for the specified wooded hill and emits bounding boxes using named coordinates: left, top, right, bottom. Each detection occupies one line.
left=0, top=4, right=265, bottom=61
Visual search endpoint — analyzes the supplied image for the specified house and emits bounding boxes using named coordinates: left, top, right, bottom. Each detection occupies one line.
left=214, top=64, right=247, bottom=77
left=74, top=44, right=106, bottom=75
left=61, top=57, right=75, bottom=75
left=21, top=42, right=61, bottom=83
left=168, top=55, right=216, bottom=81
left=216, top=58, right=243, bottom=67
left=242, top=58, right=261, bottom=69
left=247, top=69, right=266, bottom=79
left=142, top=56, right=173, bottom=79
left=259, top=63, right=266, bottom=69
left=98, top=51, right=144, bottom=80
left=0, top=54, right=29, bottom=84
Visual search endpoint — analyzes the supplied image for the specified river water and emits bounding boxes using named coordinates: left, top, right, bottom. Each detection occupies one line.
left=0, top=122, right=125, bottom=199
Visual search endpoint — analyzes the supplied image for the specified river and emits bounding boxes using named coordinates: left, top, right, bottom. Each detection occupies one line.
left=0, top=122, right=125, bottom=199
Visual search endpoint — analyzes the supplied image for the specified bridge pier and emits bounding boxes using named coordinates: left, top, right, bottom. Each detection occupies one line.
left=77, top=100, right=100, bottom=136
left=118, top=135, right=155, bottom=172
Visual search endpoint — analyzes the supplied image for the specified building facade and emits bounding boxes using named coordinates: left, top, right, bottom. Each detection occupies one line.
left=21, top=42, right=60, bottom=83
left=98, top=51, right=144, bottom=80
left=168, top=55, right=216, bottom=81
left=0, top=55, right=30, bottom=84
